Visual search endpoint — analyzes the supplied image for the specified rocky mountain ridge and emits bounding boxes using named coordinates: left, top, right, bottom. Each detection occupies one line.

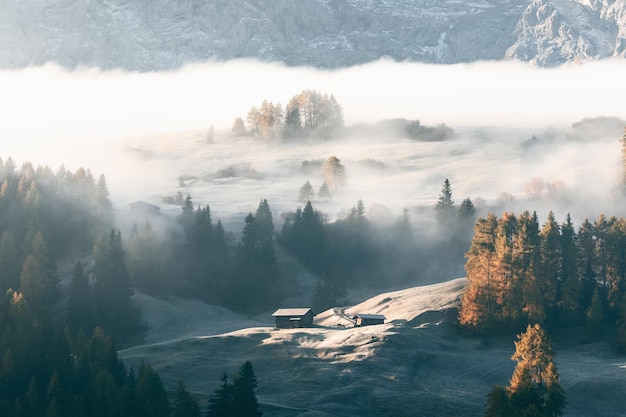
left=0, top=0, right=624, bottom=70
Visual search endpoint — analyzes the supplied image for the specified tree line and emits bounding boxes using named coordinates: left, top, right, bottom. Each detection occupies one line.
left=0, top=289, right=170, bottom=417
left=126, top=196, right=286, bottom=313
left=460, top=210, right=626, bottom=349
left=0, top=157, right=143, bottom=341
left=279, top=181, right=478, bottom=313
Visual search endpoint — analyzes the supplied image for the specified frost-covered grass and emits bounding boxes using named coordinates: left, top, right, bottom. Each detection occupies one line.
left=121, top=277, right=626, bottom=417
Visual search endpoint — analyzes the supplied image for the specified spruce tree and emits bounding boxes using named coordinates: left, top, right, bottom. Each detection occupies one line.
left=172, top=380, right=201, bottom=417
left=299, top=201, right=325, bottom=271
left=434, top=178, right=455, bottom=228
left=19, top=232, right=57, bottom=313
left=499, top=213, right=522, bottom=324
left=298, top=181, right=315, bottom=203
left=255, top=200, right=275, bottom=246
left=587, top=287, right=609, bottom=334
left=206, top=373, right=234, bottom=417
left=577, top=219, right=597, bottom=309
left=93, top=230, right=140, bottom=340
left=604, top=217, right=626, bottom=311
left=540, top=211, right=561, bottom=323
left=0, top=231, right=20, bottom=292
left=67, top=262, right=94, bottom=334
left=484, top=385, right=509, bottom=417
left=457, top=197, right=477, bottom=232
left=514, top=212, right=543, bottom=324
left=318, top=181, right=331, bottom=200
left=179, top=194, right=195, bottom=237
left=240, top=213, right=258, bottom=266
left=559, top=214, right=581, bottom=322
left=136, top=363, right=170, bottom=417
left=233, top=361, right=262, bottom=417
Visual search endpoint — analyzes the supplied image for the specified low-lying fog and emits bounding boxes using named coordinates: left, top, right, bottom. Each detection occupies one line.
left=2, top=59, right=625, bottom=231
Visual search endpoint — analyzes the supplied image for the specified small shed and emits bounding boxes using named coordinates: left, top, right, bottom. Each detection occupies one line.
left=129, top=201, right=161, bottom=216
left=352, top=313, right=386, bottom=327
left=272, top=308, right=314, bottom=329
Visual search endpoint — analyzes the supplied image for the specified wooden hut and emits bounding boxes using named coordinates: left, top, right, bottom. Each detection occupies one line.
left=271, top=308, right=314, bottom=329
left=352, top=313, right=386, bottom=327
left=129, top=201, right=161, bottom=216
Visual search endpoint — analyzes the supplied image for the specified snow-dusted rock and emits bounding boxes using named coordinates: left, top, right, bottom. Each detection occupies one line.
left=0, top=0, right=624, bottom=70
left=506, top=0, right=626, bottom=64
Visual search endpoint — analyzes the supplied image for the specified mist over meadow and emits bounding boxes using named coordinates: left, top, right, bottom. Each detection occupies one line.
left=2, top=57, right=626, bottom=417
left=1, top=58, right=625, bottom=229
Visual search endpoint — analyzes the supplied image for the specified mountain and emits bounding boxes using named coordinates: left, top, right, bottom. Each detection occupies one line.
left=1, top=0, right=625, bottom=71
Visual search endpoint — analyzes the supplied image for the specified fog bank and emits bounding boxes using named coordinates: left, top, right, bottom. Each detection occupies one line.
left=1, top=59, right=624, bottom=225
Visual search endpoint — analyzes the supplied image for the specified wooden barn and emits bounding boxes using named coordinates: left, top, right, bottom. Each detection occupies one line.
left=271, top=308, right=314, bottom=329
left=352, top=313, right=386, bottom=327
left=129, top=201, right=161, bottom=216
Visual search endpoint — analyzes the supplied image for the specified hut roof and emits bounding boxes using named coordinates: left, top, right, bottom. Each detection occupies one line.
left=272, top=308, right=312, bottom=317
left=352, top=313, right=386, bottom=320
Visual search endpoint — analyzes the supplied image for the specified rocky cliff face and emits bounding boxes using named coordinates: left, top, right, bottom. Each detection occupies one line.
left=0, top=0, right=624, bottom=70
left=505, top=0, right=626, bottom=64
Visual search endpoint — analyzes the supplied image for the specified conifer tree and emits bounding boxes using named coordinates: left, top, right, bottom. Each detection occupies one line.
left=240, top=213, right=258, bottom=266
left=137, top=363, right=170, bottom=417
left=459, top=213, right=498, bottom=330
left=206, top=373, right=234, bottom=417
left=457, top=197, right=476, bottom=229
left=299, top=201, right=325, bottom=270
left=514, top=212, right=543, bottom=324
left=19, top=232, right=57, bottom=312
left=604, top=217, right=626, bottom=311
left=434, top=178, right=455, bottom=228
left=540, top=211, right=561, bottom=321
left=23, top=376, right=43, bottom=417
left=587, top=287, right=609, bottom=333
left=127, top=222, right=164, bottom=294
left=93, top=230, right=140, bottom=339
left=233, top=361, right=262, bottom=417
left=594, top=215, right=610, bottom=290
left=284, top=97, right=302, bottom=136
left=577, top=219, right=597, bottom=309
left=559, top=214, right=581, bottom=322
left=255, top=199, right=276, bottom=267
left=255, top=199, right=274, bottom=244
left=94, top=174, right=114, bottom=234
left=172, top=380, right=201, bottom=417
left=493, top=213, right=519, bottom=325
left=499, top=324, right=566, bottom=417
left=484, top=385, right=510, bottom=417
left=318, top=181, right=331, bottom=200
left=298, top=181, right=315, bottom=203
left=67, top=261, right=94, bottom=333
left=347, top=199, right=367, bottom=226
left=179, top=194, right=195, bottom=237
left=0, top=231, right=20, bottom=292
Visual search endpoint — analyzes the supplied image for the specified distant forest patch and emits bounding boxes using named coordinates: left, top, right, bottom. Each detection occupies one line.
left=231, top=90, right=453, bottom=142
left=344, top=119, right=454, bottom=141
